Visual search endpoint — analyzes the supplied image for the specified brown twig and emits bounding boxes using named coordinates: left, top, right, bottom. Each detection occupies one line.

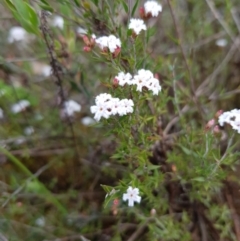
left=40, top=10, right=80, bottom=160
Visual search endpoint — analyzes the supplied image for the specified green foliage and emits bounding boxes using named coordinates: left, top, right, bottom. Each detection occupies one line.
left=1, top=0, right=240, bottom=240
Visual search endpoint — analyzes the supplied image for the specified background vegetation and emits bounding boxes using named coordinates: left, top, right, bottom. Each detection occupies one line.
left=1, top=0, right=240, bottom=240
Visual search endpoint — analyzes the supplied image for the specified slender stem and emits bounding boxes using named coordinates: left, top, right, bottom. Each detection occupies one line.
left=210, top=132, right=235, bottom=177
left=40, top=11, right=80, bottom=161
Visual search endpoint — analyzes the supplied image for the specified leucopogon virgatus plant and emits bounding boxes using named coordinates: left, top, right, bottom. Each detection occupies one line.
left=80, top=0, right=165, bottom=210
left=82, top=0, right=240, bottom=228
left=3, top=0, right=240, bottom=239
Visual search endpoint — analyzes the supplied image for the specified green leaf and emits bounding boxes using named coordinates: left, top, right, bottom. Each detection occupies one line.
left=121, top=0, right=128, bottom=14
left=74, top=0, right=80, bottom=7
left=192, top=177, right=205, bottom=182
left=40, top=0, right=50, bottom=5
left=131, top=0, right=140, bottom=17
left=39, top=3, right=54, bottom=12
left=101, top=184, right=114, bottom=193
left=3, top=0, right=16, bottom=11
left=5, top=0, right=40, bottom=35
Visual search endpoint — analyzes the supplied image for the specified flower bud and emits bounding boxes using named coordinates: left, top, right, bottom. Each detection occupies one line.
left=82, top=35, right=91, bottom=46
left=139, top=7, right=145, bottom=19
left=150, top=208, right=156, bottom=216
left=213, top=125, right=221, bottom=137
left=83, top=46, right=91, bottom=52
left=215, top=110, right=223, bottom=119
left=113, top=78, right=119, bottom=88
left=205, top=119, right=215, bottom=131
left=112, top=46, right=121, bottom=58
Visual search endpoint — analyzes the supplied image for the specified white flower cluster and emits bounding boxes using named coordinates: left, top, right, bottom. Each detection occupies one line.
left=8, top=26, right=28, bottom=43
left=95, top=35, right=121, bottom=53
left=115, top=69, right=161, bottom=95
left=218, top=109, right=240, bottom=133
left=90, top=93, right=134, bottom=121
left=11, top=100, right=30, bottom=114
left=144, top=1, right=162, bottom=17
left=128, top=19, right=147, bottom=35
left=63, top=100, right=81, bottom=116
left=123, top=186, right=141, bottom=207
left=51, top=15, right=64, bottom=29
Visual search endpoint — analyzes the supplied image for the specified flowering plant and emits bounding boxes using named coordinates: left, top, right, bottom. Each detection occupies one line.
left=3, top=0, right=240, bottom=240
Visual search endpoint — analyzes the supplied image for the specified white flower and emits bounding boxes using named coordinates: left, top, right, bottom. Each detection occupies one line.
left=144, top=1, right=162, bottom=17
left=0, top=108, right=3, bottom=119
left=41, top=65, right=52, bottom=77
left=132, top=69, right=161, bottom=95
left=123, top=186, right=141, bottom=207
left=115, top=72, right=133, bottom=86
left=216, top=38, right=228, bottom=47
left=90, top=93, right=134, bottom=121
left=96, top=35, right=121, bottom=53
left=90, top=93, right=112, bottom=121
left=119, top=99, right=134, bottom=115
left=11, top=100, right=30, bottom=113
left=35, top=217, right=45, bottom=227
left=8, top=26, right=28, bottom=43
left=146, top=77, right=162, bottom=95
left=63, top=100, right=81, bottom=116
left=218, top=111, right=231, bottom=126
left=218, top=109, right=240, bottom=133
left=96, top=93, right=113, bottom=104
left=108, top=97, right=121, bottom=116
left=95, top=36, right=109, bottom=50
left=129, top=19, right=147, bottom=35
left=24, top=126, right=34, bottom=135
left=76, top=27, right=87, bottom=36
left=107, top=35, right=121, bottom=53
left=81, top=116, right=95, bottom=126
left=90, top=101, right=111, bottom=122
left=52, top=16, right=64, bottom=29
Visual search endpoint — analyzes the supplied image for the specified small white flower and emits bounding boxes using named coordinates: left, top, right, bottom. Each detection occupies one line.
left=81, top=116, right=95, bottom=126
left=218, top=111, right=231, bottom=126
left=96, top=35, right=121, bottom=53
left=108, top=97, right=121, bottom=116
left=107, top=35, right=121, bottom=53
left=90, top=101, right=111, bottom=122
left=129, top=19, right=147, bottom=35
left=11, top=100, right=30, bottom=113
left=41, top=65, right=52, bottom=77
left=95, top=36, right=109, bottom=50
left=120, top=99, right=134, bottom=115
left=115, top=72, right=133, bottom=86
left=144, top=1, right=162, bottom=17
left=35, top=217, right=45, bottom=227
left=90, top=93, right=134, bottom=121
left=216, top=38, right=228, bottom=47
left=8, top=26, right=28, bottom=43
left=132, top=69, right=161, bottom=95
left=218, top=109, right=240, bottom=133
left=96, top=93, right=113, bottom=104
left=76, top=27, right=87, bottom=36
left=123, top=186, right=141, bottom=207
left=52, top=16, right=64, bottom=29
left=0, top=108, right=4, bottom=119
left=24, top=126, right=34, bottom=135
left=63, top=100, right=81, bottom=116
